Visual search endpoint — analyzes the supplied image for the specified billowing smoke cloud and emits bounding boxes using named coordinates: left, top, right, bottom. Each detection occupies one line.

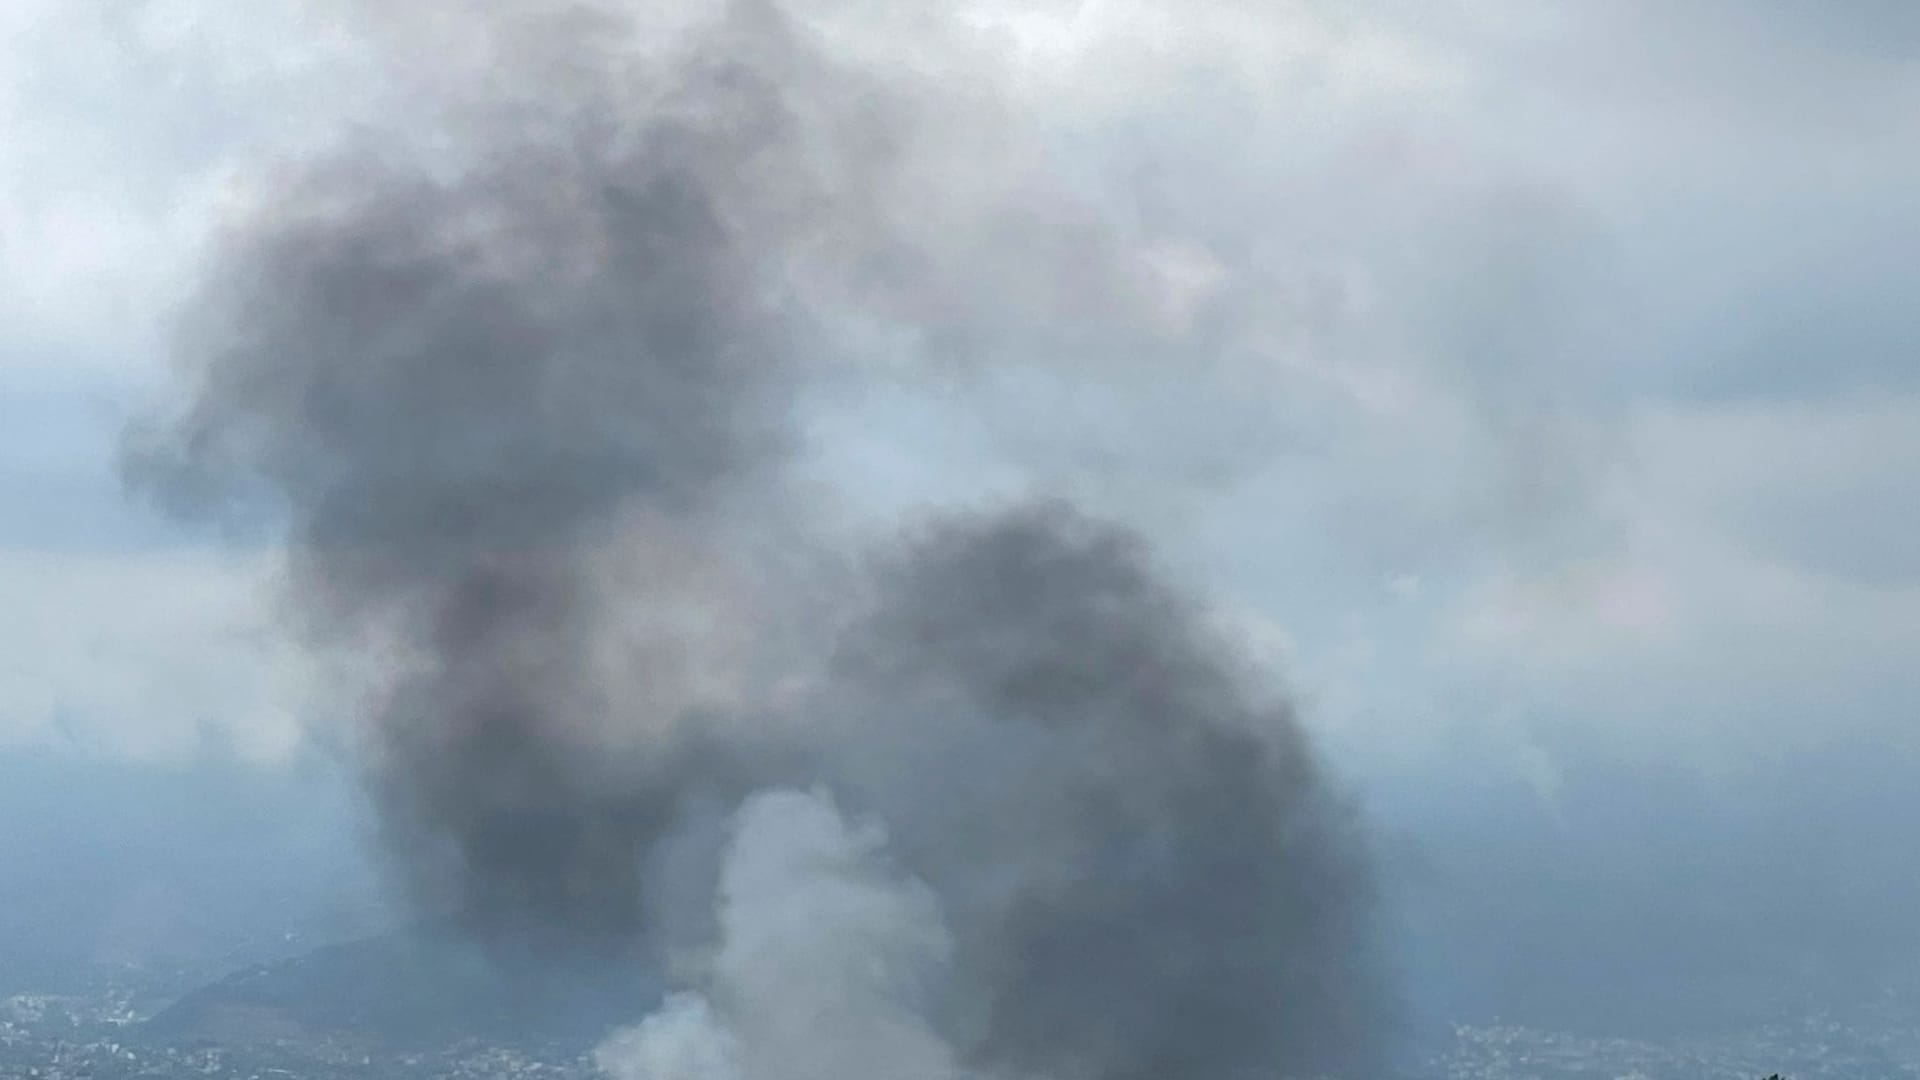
left=598, top=788, right=960, bottom=1080
left=130, top=0, right=885, bottom=936
left=822, top=504, right=1385, bottom=1080
left=131, top=1, right=1389, bottom=1077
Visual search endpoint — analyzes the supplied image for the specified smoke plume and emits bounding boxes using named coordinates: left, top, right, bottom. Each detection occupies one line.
left=599, top=788, right=960, bottom=1080
left=132, top=1, right=1390, bottom=1076
left=822, top=504, right=1384, bottom=1080
left=132, top=0, right=879, bottom=935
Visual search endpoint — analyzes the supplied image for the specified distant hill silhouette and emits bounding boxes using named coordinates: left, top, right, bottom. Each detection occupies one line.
left=144, top=920, right=661, bottom=1051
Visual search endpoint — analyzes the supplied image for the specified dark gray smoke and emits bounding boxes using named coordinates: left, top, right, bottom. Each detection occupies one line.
left=131, top=2, right=1390, bottom=1076
left=130, top=1, right=866, bottom=935
left=827, top=503, right=1386, bottom=1080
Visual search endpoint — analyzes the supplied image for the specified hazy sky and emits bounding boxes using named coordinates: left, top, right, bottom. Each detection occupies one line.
left=6, top=0, right=1917, bottom=786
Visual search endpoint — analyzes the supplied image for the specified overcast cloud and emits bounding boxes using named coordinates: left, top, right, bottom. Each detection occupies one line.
left=1, top=0, right=1915, bottom=777
left=0, top=1, right=1912, bottom=793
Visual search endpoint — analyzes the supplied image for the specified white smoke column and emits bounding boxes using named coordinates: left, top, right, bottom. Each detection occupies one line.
left=597, top=787, right=964, bottom=1080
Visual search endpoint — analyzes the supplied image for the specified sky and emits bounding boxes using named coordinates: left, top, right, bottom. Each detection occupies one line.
left=3, top=0, right=1920, bottom=1038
